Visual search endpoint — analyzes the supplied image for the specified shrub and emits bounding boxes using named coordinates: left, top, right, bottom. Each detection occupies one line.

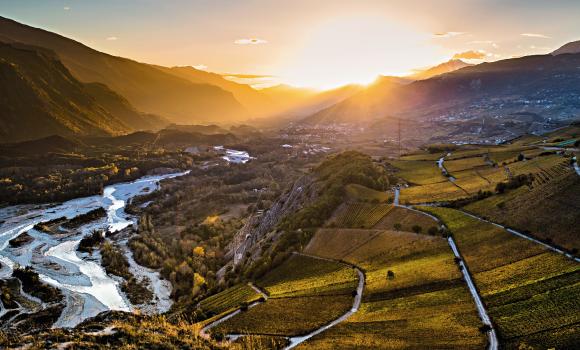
left=412, top=225, right=423, bottom=234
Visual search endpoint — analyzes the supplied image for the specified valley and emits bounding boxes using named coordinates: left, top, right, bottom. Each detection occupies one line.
left=0, top=7, right=579, bottom=350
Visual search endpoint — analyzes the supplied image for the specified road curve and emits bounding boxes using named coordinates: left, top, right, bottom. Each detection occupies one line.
left=199, top=252, right=365, bottom=348
left=285, top=253, right=365, bottom=349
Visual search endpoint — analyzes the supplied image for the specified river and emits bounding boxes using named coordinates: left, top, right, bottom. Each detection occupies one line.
left=0, top=171, right=189, bottom=328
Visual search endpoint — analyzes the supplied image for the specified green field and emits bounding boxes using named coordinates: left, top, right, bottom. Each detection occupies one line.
left=419, top=207, right=580, bottom=349
left=329, top=202, right=393, bottom=229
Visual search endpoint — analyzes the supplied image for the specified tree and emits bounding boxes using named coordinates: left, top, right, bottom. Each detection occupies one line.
left=193, top=246, right=205, bottom=257
left=479, top=324, right=492, bottom=333
left=517, top=153, right=525, bottom=162
left=387, top=270, right=395, bottom=279
left=393, top=223, right=402, bottom=231
left=428, top=226, right=438, bottom=236
left=412, top=225, right=422, bottom=234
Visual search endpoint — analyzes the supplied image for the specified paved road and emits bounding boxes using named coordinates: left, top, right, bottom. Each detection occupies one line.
left=199, top=253, right=365, bottom=349
left=392, top=205, right=499, bottom=350
left=199, top=282, right=268, bottom=340
left=447, top=237, right=499, bottom=350
left=285, top=253, right=365, bottom=349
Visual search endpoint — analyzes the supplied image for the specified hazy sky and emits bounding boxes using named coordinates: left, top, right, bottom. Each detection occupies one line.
left=2, top=0, right=580, bottom=89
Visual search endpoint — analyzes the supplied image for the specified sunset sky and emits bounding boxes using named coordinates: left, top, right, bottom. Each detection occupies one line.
left=2, top=0, right=580, bottom=89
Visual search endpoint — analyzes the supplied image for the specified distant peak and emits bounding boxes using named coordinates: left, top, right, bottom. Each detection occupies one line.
left=551, top=40, right=580, bottom=55
left=409, top=59, right=472, bottom=80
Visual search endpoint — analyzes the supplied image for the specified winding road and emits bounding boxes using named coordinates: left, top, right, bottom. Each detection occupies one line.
left=199, top=253, right=366, bottom=350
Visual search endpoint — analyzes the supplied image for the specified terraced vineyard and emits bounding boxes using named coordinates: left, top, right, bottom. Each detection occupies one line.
left=330, top=203, right=393, bottom=228
left=204, top=254, right=358, bottom=339
left=214, top=295, right=353, bottom=336
left=198, top=284, right=261, bottom=316
left=373, top=206, right=439, bottom=232
left=399, top=180, right=467, bottom=204
left=258, top=254, right=358, bottom=297
left=345, top=184, right=392, bottom=203
left=465, top=171, right=580, bottom=252
left=530, top=160, right=572, bottom=188
left=420, top=207, right=580, bottom=349
left=444, top=157, right=488, bottom=173
left=507, top=154, right=568, bottom=178
left=391, top=160, right=447, bottom=185
left=299, top=226, right=486, bottom=349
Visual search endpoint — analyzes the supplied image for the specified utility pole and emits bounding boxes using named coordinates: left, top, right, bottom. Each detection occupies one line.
left=398, top=118, right=402, bottom=158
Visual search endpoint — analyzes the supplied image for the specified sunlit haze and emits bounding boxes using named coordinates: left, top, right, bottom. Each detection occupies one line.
left=2, top=0, right=580, bottom=89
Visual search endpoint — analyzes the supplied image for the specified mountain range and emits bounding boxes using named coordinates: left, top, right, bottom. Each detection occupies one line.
left=304, top=45, right=580, bottom=126
left=2, top=15, right=580, bottom=142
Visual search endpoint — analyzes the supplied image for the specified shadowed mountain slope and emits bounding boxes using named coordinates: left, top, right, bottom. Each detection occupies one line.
left=0, top=16, right=247, bottom=124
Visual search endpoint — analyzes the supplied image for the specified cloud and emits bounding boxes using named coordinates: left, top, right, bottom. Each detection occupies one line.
left=452, top=50, right=487, bottom=60
left=234, top=38, right=267, bottom=45
left=433, top=32, right=466, bottom=38
left=521, top=33, right=550, bottom=38
left=193, top=64, right=208, bottom=71
left=63, top=6, right=70, bottom=10
left=106, top=36, right=118, bottom=41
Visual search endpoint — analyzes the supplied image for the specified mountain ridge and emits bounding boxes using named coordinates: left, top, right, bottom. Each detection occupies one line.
left=0, top=16, right=247, bottom=124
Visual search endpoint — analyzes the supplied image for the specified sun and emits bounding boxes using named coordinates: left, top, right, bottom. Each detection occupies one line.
left=278, top=16, right=448, bottom=90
